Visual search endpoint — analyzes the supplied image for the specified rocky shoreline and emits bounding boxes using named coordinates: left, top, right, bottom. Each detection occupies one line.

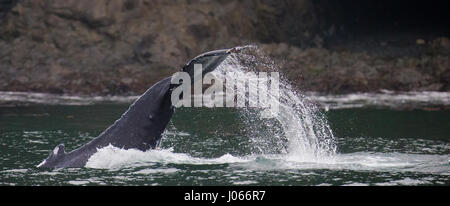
left=0, top=0, right=449, bottom=95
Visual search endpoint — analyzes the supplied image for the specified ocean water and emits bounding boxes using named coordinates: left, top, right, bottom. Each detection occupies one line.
left=0, top=95, right=449, bottom=186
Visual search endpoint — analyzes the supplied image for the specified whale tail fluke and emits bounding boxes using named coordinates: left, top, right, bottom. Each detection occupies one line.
left=37, top=46, right=254, bottom=168
left=51, top=144, right=66, bottom=157
left=37, top=144, right=66, bottom=168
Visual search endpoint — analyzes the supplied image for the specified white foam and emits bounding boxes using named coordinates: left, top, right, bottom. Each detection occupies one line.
left=86, top=145, right=250, bottom=169
left=232, top=180, right=258, bottom=185
left=68, top=180, right=90, bottom=185
left=2, top=90, right=449, bottom=109
left=134, top=168, right=179, bottom=175
left=282, top=152, right=449, bottom=174
left=85, top=144, right=449, bottom=175
left=376, top=178, right=432, bottom=186
left=308, top=91, right=450, bottom=110
left=0, top=91, right=138, bottom=105
left=342, top=183, right=369, bottom=186
left=1, top=169, right=28, bottom=173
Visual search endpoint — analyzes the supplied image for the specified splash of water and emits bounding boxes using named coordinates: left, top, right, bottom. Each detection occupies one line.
left=210, top=46, right=337, bottom=161
left=86, top=46, right=338, bottom=169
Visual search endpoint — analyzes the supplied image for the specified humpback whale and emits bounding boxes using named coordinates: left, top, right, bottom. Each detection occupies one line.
left=38, top=47, right=244, bottom=168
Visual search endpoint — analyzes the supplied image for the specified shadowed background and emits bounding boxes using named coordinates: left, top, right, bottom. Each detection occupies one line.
left=0, top=0, right=448, bottom=95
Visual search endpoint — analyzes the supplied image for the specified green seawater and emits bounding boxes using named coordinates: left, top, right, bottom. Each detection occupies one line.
left=0, top=104, right=449, bottom=185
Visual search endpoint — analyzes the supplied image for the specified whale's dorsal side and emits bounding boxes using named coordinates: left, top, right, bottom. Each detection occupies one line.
left=37, top=144, right=66, bottom=168
left=37, top=47, right=243, bottom=168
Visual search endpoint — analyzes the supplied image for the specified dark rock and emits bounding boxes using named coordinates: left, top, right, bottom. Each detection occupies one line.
left=0, top=0, right=448, bottom=95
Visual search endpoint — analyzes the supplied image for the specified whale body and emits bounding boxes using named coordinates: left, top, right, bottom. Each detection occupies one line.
left=37, top=47, right=240, bottom=168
